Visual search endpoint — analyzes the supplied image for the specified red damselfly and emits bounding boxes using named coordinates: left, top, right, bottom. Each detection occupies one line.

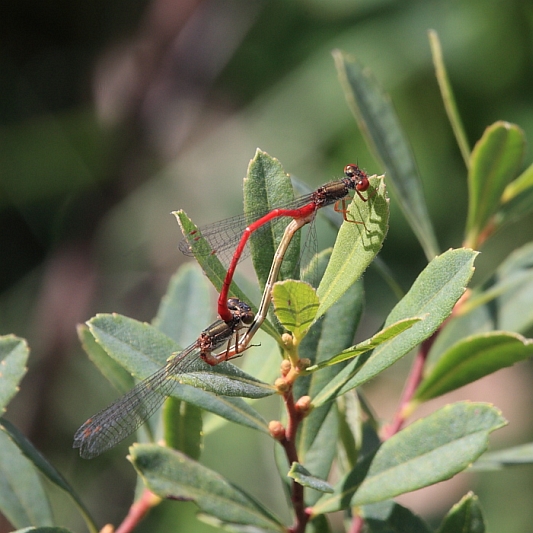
left=74, top=298, right=254, bottom=459
left=179, top=164, right=370, bottom=322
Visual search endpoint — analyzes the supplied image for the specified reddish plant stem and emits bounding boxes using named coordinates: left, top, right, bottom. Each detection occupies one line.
left=284, top=391, right=300, bottom=447
left=349, top=514, right=364, bottom=533
left=115, top=489, right=159, bottom=533
left=381, top=289, right=471, bottom=442
left=350, top=292, right=470, bottom=531
left=381, top=326, right=441, bottom=440
left=277, top=390, right=309, bottom=533
left=383, top=293, right=469, bottom=441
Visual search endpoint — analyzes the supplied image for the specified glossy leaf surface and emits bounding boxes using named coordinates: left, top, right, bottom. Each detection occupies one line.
left=313, top=249, right=477, bottom=406
left=415, top=332, right=533, bottom=401
left=313, top=402, right=505, bottom=512
left=131, top=444, right=284, bottom=531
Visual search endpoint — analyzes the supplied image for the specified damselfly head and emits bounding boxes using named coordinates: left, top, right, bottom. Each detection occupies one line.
left=344, top=164, right=370, bottom=193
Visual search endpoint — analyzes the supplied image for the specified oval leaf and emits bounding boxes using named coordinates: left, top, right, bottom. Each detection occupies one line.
left=130, top=444, right=284, bottom=531
left=317, top=175, right=388, bottom=319
left=415, top=331, right=533, bottom=402
left=312, top=402, right=506, bottom=513
left=272, top=280, right=318, bottom=343
left=245, top=149, right=300, bottom=289
left=465, top=121, right=525, bottom=247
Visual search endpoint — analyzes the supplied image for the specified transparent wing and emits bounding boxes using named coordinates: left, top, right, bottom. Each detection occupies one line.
left=178, top=194, right=314, bottom=263
left=73, top=344, right=199, bottom=459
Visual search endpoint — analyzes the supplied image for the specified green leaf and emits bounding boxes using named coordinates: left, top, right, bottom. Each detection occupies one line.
left=163, top=397, right=203, bottom=460
left=361, top=500, right=431, bottom=533
left=313, top=249, right=478, bottom=407
left=336, top=394, right=363, bottom=471
left=294, top=248, right=336, bottom=367
left=300, top=406, right=339, bottom=506
left=0, top=419, right=98, bottom=533
left=502, top=161, right=533, bottom=203
left=272, top=280, right=318, bottom=342
left=89, top=313, right=178, bottom=377
left=415, top=332, right=533, bottom=402
left=428, top=30, right=470, bottom=167
left=86, top=313, right=271, bottom=440
left=306, top=317, right=421, bottom=372
left=0, top=335, right=29, bottom=413
left=130, top=444, right=284, bottom=531
left=245, top=149, right=300, bottom=289
left=333, top=49, right=439, bottom=260
left=174, top=210, right=279, bottom=340
left=437, top=492, right=485, bottom=533
left=0, top=429, right=52, bottom=528
left=288, top=463, right=333, bottom=493
left=316, top=175, right=388, bottom=318
left=296, top=278, right=364, bottom=460
left=88, top=313, right=274, bottom=399
left=465, top=121, right=525, bottom=248
left=77, top=324, right=133, bottom=394
left=311, top=447, right=376, bottom=515
left=427, top=305, right=494, bottom=365
left=471, top=442, right=533, bottom=470
left=153, top=264, right=212, bottom=346
left=312, top=402, right=506, bottom=513
left=165, top=383, right=269, bottom=434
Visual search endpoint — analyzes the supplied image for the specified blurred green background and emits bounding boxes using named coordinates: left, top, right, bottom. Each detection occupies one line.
left=2, top=0, right=533, bottom=531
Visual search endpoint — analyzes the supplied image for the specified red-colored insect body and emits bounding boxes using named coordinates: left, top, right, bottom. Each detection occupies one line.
left=215, top=165, right=371, bottom=321
left=73, top=299, right=254, bottom=459
left=178, top=165, right=371, bottom=322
